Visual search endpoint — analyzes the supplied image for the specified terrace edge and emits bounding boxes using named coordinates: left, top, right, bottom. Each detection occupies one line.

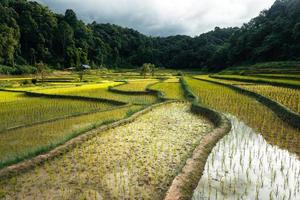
left=196, top=76, right=300, bottom=129
left=0, top=100, right=183, bottom=179
left=210, top=75, right=300, bottom=89
left=163, top=77, right=232, bottom=200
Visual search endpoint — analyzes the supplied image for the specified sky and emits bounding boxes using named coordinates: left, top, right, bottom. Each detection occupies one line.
left=35, top=0, right=276, bottom=36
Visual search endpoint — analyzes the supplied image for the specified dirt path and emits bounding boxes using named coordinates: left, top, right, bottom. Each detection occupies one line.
left=0, top=102, right=213, bottom=200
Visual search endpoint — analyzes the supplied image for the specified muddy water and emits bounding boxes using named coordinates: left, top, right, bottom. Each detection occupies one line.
left=192, top=116, right=300, bottom=200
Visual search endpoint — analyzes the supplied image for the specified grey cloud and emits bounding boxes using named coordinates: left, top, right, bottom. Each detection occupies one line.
left=35, top=0, right=275, bottom=36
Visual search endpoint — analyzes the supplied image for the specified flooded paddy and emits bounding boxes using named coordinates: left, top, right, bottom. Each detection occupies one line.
left=193, top=116, right=300, bottom=200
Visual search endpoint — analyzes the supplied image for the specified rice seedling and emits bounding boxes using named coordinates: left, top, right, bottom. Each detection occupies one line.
left=193, top=75, right=251, bottom=85
left=36, top=82, right=158, bottom=105
left=149, top=79, right=185, bottom=100
left=192, top=116, right=300, bottom=200
left=31, top=82, right=120, bottom=93
left=114, top=79, right=158, bottom=92
left=238, top=84, right=300, bottom=113
left=0, top=103, right=212, bottom=199
left=184, top=77, right=300, bottom=156
left=198, top=75, right=300, bottom=114
left=0, top=105, right=142, bottom=168
left=0, top=91, right=117, bottom=132
left=0, top=91, right=24, bottom=102
left=249, top=74, right=300, bottom=81
left=209, top=74, right=300, bottom=88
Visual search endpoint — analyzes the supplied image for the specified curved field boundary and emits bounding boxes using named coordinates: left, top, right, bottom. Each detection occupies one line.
left=108, top=82, right=158, bottom=95
left=0, top=88, right=128, bottom=105
left=195, top=77, right=300, bottom=129
left=146, top=81, right=169, bottom=101
left=0, top=104, right=131, bottom=134
left=108, top=81, right=165, bottom=102
left=164, top=78, right=231, bottom=200
left=0, top=88, right=26, bottom=93
left=0, top=100, right=183, bottom=179
left=146, top=79, right=186, bottom=101
left=25, top=91, right=127, bottom=105
left=210, top=75, right=300, bottom=89
left=249, top=74, right=300, bottom=81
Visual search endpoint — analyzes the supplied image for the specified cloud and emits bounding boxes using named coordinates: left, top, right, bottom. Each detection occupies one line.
left=35, top=0, right=275, bottom=36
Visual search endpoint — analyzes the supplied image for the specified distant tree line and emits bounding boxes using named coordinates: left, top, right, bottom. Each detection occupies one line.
left=0, top=0, right=299, bottom=73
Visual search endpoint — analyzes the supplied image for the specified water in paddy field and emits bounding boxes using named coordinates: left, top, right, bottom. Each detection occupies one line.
left=192, top=116, right=300, bottom=200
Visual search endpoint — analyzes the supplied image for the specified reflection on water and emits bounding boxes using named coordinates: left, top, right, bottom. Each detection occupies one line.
left=192, top=116, right=300, bottom=200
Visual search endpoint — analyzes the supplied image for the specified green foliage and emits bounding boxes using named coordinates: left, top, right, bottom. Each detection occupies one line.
left=31, top=78, right=37, bottom=84
left=220, top=61, right=300, bottom=74
left=140, top=63, right=155, bottom=78
left=0, top=4, right=20, bottom=67
left=227, top=0, right=300, bottom=65
left=0, top=64, right=37, bottom=75
left=0, top=0, right=299, bottom=73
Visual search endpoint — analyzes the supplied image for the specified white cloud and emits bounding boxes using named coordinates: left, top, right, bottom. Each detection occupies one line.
left=36, top=0, right=276, bottom=36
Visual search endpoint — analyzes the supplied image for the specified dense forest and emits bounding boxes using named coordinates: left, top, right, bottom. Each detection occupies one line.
left=0, top=0, right=300, bottom=73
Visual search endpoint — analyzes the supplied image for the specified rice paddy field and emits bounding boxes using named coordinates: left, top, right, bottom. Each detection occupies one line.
left=0, top=70, right=299, bottom=200
left=238, top=85, right=300, bottom=113
left=149, top=78, right=185, bottom=100
left=113, top=79, right=158, bottom=92
left=0, top=103, right=212, bottom=199
left=193, top=116, right=300, bottom=200
left=210, top=74, right=300, bottom=88
left=0, top=105, right=142, bottom=168
left=0, top=91, right=117, bottom=131
left=185, top=77, right=300, bottom=156
left=30, top=82, right=158, bottom=105
left=195, top=75, right=300, bottom=113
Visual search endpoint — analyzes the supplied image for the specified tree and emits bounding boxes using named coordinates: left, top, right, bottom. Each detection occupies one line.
left=0, top=25, right=19, bottom=66
left=36, top=61, right=46, bottom=83
left=1, top=0, right=300, bottom=74
left=140, top=63, right=155, bottom=78
left=57, top=21, right=74, bottom=57
left=65, top=47, right=80, bottom=68
left=0, top=4, right=20, bottom=67
left=150, top=64, right=156, bottom=76
left=64, top=9, right=77, bottom=28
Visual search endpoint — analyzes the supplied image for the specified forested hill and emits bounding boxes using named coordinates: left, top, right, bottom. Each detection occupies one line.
left=0, top=0, right=300, bottom=72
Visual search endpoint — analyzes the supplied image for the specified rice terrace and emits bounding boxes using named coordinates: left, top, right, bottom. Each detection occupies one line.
left=0, top=0, right=300, bottom=199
